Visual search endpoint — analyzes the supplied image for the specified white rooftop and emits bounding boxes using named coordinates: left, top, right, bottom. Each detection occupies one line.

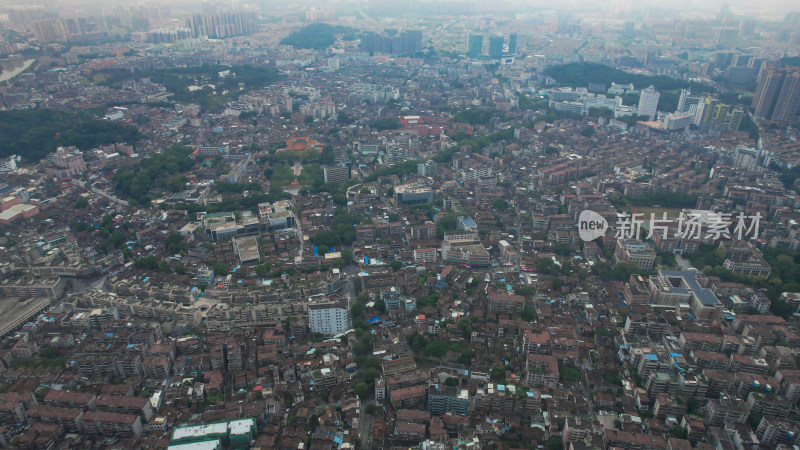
left=172, top=422, right=227, bottom=440
left=228, top=418, right=255, bottom=435
left=168, top=439, right=221, bottom=450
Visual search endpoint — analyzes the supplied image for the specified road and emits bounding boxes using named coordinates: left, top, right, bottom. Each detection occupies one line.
left=296, top=214, right=304, bottom=263
left=70, top=275, right=108, bottom=295
left=357, top=398, right=374, bottom=450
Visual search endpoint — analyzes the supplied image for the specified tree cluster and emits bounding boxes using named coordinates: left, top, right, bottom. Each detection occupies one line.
left=0, top=109, right=141, bottom=162
left=114, top=144, right=195, bottom=206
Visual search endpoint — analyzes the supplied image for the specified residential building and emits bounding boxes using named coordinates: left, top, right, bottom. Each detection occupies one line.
left=753, top=65, right=800, bottom=123
left=308, top=300, right=349, bottom=336
left=637, top=85, right=660, bottom=120
left=614, top=239, right=656, bottom=270
left=427, top=383, right=469, bottom=416
left=323, top=165, right=350, bottom=184
left=525, top=354, right=559, bottom=388
left=467, top=33, right=482, bottom=57
left=488, top=36, right=504, bottom=59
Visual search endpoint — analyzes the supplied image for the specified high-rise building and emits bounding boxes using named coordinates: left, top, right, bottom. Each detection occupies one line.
left=323, top=165, right=350, bottom=184
left=772, top=69, right=800, bottom=123
left=508, top=33, right=517, bottom=54
left=417, top=161, right=438, bottom=178
left=361, top=29, right=423, bottom=55
left=692, top=97, right=743, bottom=131
left=753, top=65, right=800, bottom=123
left=753, top=65, right=786, bottom=119
left=186, top=12, right=256, bottom=39
left=637, top=85, right=660, bottom=120
left=32, top=19, right=66, bottom=43
left=488, top=36, right=504, bottom=60
left=677, top=89, right=703, bottom=114
left=308, top=300, right=349, bottom=336
left=397, top=29, right=423, bottom=54
left=467, top=33, right=482, bottom=57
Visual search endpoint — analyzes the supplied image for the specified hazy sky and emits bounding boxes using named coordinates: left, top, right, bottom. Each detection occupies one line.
left=1, top=0, right=798, bottom=17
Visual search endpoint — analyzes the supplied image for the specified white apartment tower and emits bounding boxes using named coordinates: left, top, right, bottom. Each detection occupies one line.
left=637, top=85, right=661, bottom=120
left=308, top=300, right=350, bottom=336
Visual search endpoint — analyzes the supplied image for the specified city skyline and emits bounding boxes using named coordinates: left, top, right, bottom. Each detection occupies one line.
left=0, top=0, right=799, bottom=449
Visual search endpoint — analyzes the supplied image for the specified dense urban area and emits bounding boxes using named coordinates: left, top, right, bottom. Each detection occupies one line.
left=1, top=1, right=800, bottom=449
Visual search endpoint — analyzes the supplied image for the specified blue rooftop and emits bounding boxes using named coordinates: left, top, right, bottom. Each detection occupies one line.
left=659, top=270, right=719, bottom=306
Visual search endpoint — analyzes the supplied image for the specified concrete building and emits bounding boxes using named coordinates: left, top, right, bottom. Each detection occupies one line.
left=427, top=383, right=469, bottom=416
left=637, top=85, right=660, bottom=120
left=308, top=299, right=349, bottom=336
left=525, top=354, right=559, bottom=388
left=233, top=236, right=260, bottom=265
left=394, top=184, right=433, bottom=204
left=756, top=416, right=800, bottom=447
left=322, top=165, right=350, bottom=184
left=0, top=155, right=18, bottom=172
left=648, top=270, right=722, bottom=322
left=417, top=161, right=438, bottom=177
left=222, top=158, right=250, bottom=184
left=467, top=33, right=482, bottom=57
left=614, top=239, right=656, bottom=270
left=753, top=65, right=800, bottom=123
left=413, top=248, right=437, bottom=263
left=197, top=267, right=215, bottom=286
left=488, top=36, right=504, bottom=59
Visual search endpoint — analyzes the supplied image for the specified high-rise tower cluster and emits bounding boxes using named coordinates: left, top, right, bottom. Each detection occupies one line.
left=752, top=65, right=800, bottom=124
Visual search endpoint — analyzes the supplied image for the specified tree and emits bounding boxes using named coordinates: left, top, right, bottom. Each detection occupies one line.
left=493, top=198, right=510, bottom=211
left=547, top=437, right=564, bottom=450
left=75, top=197, right=89, bottom=209
left=337, top=111, right=355, bottom=124
left=458, top=318, right=472, bottom=337
left=444, top=377, right=459, bottom=387
left=174, top=264, right=186, bottom=275
left=255, top=264, right=268, bottom=277
left=39, top=346, right=59, bottom=358
left=368, top=118, right=400, bottom=130
left=280, top=23, right=355, bottom=50
left=74, top=221, right=91, bottom=233
left=341, top=249, right=354, bottom=263
left=0, top=109, right=142, bottom=163
left=390, top=260, right=402, bottom=271
left=552, top=278, right=563, bottom=290
left=165, top=233, right=188, bottom=253
left=213, top=263, right=229, bottom=277
left=311, top=231, right=340, bottom=248
left=159, top=260, right=171, bottom=273
left=304, top=115, right=314, bottom=124
left=365, top=403, right=376, bottom=415
left=560, top=365, right=582, bottom=382
left=748, top=411, right=763, bottom=428
left=521, top=308, right=536, bottom=321
left=351, top=302, right=365, bottom=319
left=490, top=366, right=506, bottom=382
left=424, top=341, right=450, bottom=358
left=554, top=242, right=573, bottom=256
left=353, top=381, right=370, bottom=398
left=135, top=256, right=159, bottom=270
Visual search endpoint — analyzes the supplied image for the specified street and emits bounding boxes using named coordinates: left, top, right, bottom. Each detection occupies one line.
left=357, top=398, right=374, bottom=450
